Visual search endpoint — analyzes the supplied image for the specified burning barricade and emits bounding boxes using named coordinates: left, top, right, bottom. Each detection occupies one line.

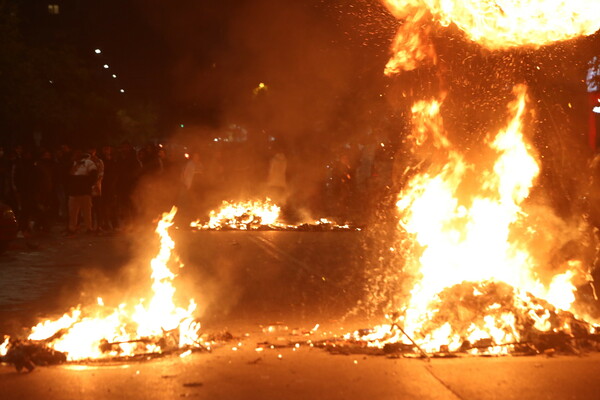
left=189, top=198, right=358, bottom=232
left=342, top=80, right=600, bottom=356
left=323, top=0, right=600, bottom=358
left=1, top=208, right=212, bottom=371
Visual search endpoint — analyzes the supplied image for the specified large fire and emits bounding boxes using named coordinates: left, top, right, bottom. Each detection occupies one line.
left=340, top=0, right=600, bottom=356
left=401, top=84, right=584, bottom=351
left=351, top=84, right=597, bottom=354
left=2, top=207, right=202, bottom=361
left=383, top=0, right=600, bottom=74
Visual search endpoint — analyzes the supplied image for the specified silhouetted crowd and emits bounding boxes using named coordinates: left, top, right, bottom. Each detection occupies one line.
left=0, top=142, right=171, bottom=237
left=0, top=137, right=403, bottom=238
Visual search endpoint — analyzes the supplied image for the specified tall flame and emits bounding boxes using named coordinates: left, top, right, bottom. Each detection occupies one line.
left=22, top=207, right=200, bottom=361
left=393, top=85, right=581, bottom=352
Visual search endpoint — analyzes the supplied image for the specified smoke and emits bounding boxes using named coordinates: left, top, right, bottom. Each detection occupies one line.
left=120, top=1, right=600, bottom=322
left=123, top=0, right=403, bottom=224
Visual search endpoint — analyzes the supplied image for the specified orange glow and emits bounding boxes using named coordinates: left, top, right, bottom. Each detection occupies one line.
left=196, top=199, right=282, bottom=230
left=354, top=85, right=595, bottom=353
left=20, top=207, right=201, bottom=361
left=190, top=199, right=352, bottom=231
left=383, top=0, right=600, bottom=73
left=398, top=85, right=575, bottom=352
left=384, top=7, right=436, bottom=74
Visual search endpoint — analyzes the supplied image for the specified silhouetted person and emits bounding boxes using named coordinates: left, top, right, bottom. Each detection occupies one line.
left=116, top=142, right=141, bottom=230
left=100, top=146, right=118, bottom=231
left=56, top=144, right=73, bottom=219
left=12, top=148, right=36, bottom=235
left=35, top=149, right=56, bottom=232
left=66, top=150, right=97, bottom=235
left=266, top=144, right=288, bottom=204
left=88, top=147, right=104, bottom=232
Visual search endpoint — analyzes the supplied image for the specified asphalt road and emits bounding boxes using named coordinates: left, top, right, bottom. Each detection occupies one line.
left=2, top=228, right=600, bottom=399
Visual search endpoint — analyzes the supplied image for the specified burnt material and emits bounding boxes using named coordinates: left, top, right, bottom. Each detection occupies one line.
left=1, top=339, right=67, bottom=372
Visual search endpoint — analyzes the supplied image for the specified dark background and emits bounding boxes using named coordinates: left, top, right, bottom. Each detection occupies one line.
left=1, top=0, right=598, bottom=163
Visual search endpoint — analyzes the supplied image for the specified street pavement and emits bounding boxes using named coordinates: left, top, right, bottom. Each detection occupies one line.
left=1, top=227, right=600, bottom=399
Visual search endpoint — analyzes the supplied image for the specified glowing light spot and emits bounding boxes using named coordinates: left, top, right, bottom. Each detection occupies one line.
left=180, top=350, right=192, bottom=358
left=253, top=82, right=268, bottom=95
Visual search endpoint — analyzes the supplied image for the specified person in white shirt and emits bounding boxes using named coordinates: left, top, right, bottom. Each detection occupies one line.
left=66, top=150, right=97, bottom=235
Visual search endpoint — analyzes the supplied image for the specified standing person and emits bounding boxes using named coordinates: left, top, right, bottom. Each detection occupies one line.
left=34, top=149, right=56, bottom=232
left=99, top=145, right=118, bottom=231
left=115, top=142, right=140, bottom=230
left=140, top=143, right=162, bottom=175
left=66, top=150, right=97, bottom=235
left=88, top=146, right=104, bottom=232
left=179, top=152, right=202, bottom=223
left=266, top=143, right=288, bottom=204
left=55, top=144, right=73, bottom=220
left=12, top=148, right=36, bottom=236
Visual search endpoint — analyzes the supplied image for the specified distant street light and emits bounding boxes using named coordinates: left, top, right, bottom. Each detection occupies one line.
left=94, top=49, right=102, bottom=54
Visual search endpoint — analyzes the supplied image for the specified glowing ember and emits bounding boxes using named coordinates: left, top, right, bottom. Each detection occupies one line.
left=11, top=207, right=201, bottom=361
left=383, top=0, right=600, bottom=73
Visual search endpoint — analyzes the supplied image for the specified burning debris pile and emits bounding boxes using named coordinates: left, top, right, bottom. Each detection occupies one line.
left=189, top=199, right=358, bottom=231
left=413, top=281, right=592, bottom=353
left=354, top=0, right=600, bottom=356
left=1, top=208, right=210, bottom=370
left=349, top=85, right=600, bottom=356
left=344, top=281, right=598, bottom=357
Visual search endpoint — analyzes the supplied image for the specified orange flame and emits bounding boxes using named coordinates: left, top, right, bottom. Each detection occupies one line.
left=383, top=0, right=600, bottom=73
left=190, top=199, right=352, bottom=231
left=205, top=199, right=281, bottom=230
left=353, top=85, right=590, bottom=353
left=22, top=207, right=200, bottom=360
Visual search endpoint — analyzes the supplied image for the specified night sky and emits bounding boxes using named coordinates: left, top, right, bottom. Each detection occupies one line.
left=16, top=0, right=600, bottom=148
left=43, top=0, right=396, bottom=134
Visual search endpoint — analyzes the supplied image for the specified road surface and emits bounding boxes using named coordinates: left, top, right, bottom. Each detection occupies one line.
left=1, top=228, right=600, bottom=400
